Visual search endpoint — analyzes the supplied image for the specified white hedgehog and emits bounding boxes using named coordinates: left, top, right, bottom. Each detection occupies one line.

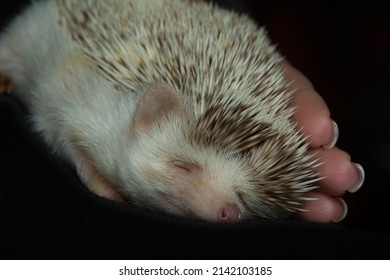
left=0, top=0, right=321, bottom=223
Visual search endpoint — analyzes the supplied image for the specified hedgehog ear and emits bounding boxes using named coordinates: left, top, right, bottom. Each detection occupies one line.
left=132, top=84, right=183, bottom=133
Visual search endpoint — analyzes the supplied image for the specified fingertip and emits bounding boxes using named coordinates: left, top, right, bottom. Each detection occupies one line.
left=309, top=148, right=355, bottom=196
left=293, top=192, right=347, bottom=223
left=290, top=89, right=332, bottom=148
left=281, top=62, right=335, bottom=149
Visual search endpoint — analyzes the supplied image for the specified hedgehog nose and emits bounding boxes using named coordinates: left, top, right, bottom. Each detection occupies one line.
left=218, top=203, right=242, bottom=224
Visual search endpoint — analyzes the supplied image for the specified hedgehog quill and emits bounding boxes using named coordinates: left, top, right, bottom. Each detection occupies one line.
left=0, top=0, right=321, bottom=223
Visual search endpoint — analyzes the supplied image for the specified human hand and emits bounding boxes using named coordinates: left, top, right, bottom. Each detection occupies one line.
left=282, top=60, right=365, bottom=223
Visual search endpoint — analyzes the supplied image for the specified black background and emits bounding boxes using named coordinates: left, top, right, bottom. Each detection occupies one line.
left=1, top=0, right=390, bottom=259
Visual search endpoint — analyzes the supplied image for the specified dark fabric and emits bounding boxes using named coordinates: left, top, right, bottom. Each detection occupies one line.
left=1, top=0, right=390, bottom=260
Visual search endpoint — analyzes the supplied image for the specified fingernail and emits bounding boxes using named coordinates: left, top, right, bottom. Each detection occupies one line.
left=348, top=163, right=365, bottom=193
left=323, top=120, right=339, bottom=149
left=332, top=197, right=348, bottom=223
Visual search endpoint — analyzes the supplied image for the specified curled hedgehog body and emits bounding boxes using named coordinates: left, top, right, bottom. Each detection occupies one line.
left=0, top=0, right=320, bottom=223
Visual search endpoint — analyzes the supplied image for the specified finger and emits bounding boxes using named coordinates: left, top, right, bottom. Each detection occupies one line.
left=293, top=191, right=348, bottom=223
left=310, top=147, right=365, bottom=196
left=281, top=61, right=334, bottom=148
left=292, top=89, right=334, bottom=148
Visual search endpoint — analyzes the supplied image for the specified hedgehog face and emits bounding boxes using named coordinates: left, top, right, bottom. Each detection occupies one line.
left=125, top=128, right=255, bottom=224
left=118, top=84, right=258, bottom=223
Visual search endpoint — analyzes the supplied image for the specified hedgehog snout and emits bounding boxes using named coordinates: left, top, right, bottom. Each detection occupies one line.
left=217, top=203, right=242, bottom=224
